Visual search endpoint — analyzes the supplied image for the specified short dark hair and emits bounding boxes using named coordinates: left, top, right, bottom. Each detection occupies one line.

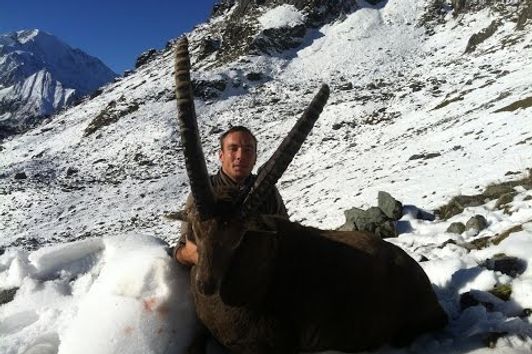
left=219, top=126, right=257, bottom=151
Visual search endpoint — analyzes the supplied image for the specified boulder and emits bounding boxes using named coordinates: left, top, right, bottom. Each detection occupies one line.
left=482, top=254, right=526, bottom=277
left=377, top=191, right=403, bottom=220
left=447, top=222, right=466, bottom=234
left=465, top=215, right=488, bottom=235
left=14, top=171, right=27, bottom=180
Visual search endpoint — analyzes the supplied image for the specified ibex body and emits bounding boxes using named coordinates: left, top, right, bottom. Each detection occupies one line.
left=174, top=37, right=448, bottom=354
left=189, top=214, right=447, bottom=354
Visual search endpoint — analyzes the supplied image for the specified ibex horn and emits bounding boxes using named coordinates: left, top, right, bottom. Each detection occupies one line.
left=174, top=36, right=216, bottom=220
left=241, top=84, right=330, bottom=217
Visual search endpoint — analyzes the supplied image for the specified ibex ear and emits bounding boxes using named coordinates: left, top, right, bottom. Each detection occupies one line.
left=219, top=230, right=276, bottom=307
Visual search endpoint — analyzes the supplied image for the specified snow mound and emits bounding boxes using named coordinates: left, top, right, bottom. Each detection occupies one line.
left=258, top=5, right=306, bottom=29
left=0, top=234, right=198, bottom=354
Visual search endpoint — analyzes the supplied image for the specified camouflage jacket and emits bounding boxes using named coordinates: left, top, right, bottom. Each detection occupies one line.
left=179, top=169, right=288, bottom=245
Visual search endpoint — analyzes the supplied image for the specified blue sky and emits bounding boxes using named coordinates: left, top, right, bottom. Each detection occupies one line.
left=0, top=0, right=217, bottom=74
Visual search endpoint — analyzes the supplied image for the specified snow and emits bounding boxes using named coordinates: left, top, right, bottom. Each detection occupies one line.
left=2, top=191, right=532, bottom=353
left=1, top=0, right=532, bottom=352
left=257, top=5, right=306, bottom=30
left=0, top=29, right=117, bottom=129
left=1, top=235, right=198, bottom=354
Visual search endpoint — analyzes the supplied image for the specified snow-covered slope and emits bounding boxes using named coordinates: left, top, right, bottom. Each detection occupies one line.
left=0, top=0, right=529, bottom=247
left=1, top=0, right=532, bottom=352
left=0, top=29, right=117, bottom=138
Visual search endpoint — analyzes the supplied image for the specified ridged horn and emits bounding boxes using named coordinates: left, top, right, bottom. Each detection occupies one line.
left=241, top=84, right=330, bottom=217
left=174, top=36, right=215, bottom=220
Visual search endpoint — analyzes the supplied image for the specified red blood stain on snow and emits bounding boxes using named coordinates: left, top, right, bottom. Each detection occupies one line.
left=143, top=297, right=157, bottom=312
left=143, top=297, right=170, bottom=319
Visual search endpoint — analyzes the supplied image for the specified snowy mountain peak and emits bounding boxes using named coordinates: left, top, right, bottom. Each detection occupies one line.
left=14, top=28, right=40, bottom=44
left=0, top=29, right=117, bottom=139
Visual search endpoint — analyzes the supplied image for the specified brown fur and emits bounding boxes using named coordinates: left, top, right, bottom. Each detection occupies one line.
left=189, top=214, right=448, bottom=354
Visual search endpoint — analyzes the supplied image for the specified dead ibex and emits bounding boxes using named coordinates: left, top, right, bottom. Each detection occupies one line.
left=174, top=36, right=448, bottom=354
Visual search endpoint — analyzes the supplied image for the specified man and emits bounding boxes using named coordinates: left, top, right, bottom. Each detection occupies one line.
left=175, top=126, right=288, bottom=266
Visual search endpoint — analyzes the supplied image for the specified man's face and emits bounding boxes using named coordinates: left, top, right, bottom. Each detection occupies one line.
left=219, top=131, right=257, bottom=183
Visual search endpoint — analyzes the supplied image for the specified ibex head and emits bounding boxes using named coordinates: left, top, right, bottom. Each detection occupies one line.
left=174, top=36, right=329, bottom=297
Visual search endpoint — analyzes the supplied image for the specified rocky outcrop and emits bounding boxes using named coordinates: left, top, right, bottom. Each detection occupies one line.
left=340, top=191, right=404, bottom=238
left=202, top=0, right=359, bottom=65
left=0, top=30, right=117, bottom=139
left=464, top=20, right=500, bottom=53
left=135, top=48, right=158, bottom=68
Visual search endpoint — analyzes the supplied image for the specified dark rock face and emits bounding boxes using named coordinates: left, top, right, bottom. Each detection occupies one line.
left=192, top=78, right=228, bottom=100
left=14, top=171, right=27, bottom=180
left=205, top=0, right=358, bottom=64
left=465, top=20, right=500, bottom=53
left=245, top=72, right=264, bottom=81
left=0, top=288, right=18, bottom=306
left=516, top=0, right=532, bottom=30
left=135, top=49, right=158, bottom=69
left=197, top=36, right=222, bottom=60
left=250, top=24, right=307, bottom=54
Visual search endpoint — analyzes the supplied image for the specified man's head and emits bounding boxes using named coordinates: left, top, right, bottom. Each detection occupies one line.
left=219, top=126, right=257, bottom=184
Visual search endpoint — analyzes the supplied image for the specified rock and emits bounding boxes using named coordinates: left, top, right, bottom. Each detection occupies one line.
left=251, top=25, right=307, bottom=54
left=352, top=207, right=397, bottom=238
left=495, top=192, right=517, bottom=209
left=482, top=254, right=526, bottom=277
left=197, top=36, right=221, bottom=60
left=375, top=219, right=396, bottom=239
left=377, top=191, right=403, bottom=220
left=66, top=166, right=79, bottom=177
left=245, top=72, right=263, bottom=81
left=408, top=152, right=441, bottom=160
left=516, top=0, right=532, bottom=30
left=14, top=171, right=27, bottom=180
left=465, top=20, right=500, bottom=54
left=0, top=288, right=18, bottom=305
left=135, top=48, right=158, bottom=69
left=338, top=82, right=353, bottom=91
left=466, top=236, right=491, bottom=250
left=489, top=284, right=512, bottom=301
left=465, top=215, right=488, bottom=235
left=192, top=78, right=227, bottom=99
left=341, top=207, right=366, bottom=231
left=447, top=222, right=466, bottom=234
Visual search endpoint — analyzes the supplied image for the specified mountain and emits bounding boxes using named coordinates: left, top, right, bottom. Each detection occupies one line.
left=0, top=29, right=117, bottom=139
left=1, top=0, right=532, bottom=352
left=1, top=0, right=530, bottom=248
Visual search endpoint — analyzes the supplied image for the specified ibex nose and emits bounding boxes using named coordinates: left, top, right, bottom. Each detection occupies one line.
left=197, top=279, right=216, bottom=296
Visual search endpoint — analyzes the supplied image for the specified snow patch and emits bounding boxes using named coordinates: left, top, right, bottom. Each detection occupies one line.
left=258, top=5, right=306, bottom=30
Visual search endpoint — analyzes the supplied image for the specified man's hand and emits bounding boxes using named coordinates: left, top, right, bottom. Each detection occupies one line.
left=175, top=239, right=198, bottom=266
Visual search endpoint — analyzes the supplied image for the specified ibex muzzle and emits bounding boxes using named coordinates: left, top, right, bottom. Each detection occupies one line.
left=174, top=36, right=447, bottom=354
